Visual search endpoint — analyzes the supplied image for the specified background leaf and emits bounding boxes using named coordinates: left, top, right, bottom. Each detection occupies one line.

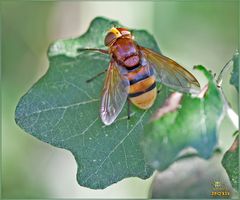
left=230, top=51, right=239, bottom=92
left=222, top=134, right=239, bottom=191
left=141, top=66, right=224, bottom=170
left=15, top=17, right=169, bottom=189
left=151, top=153, right=235, bottom=198
left=221, top=51, right=239, bottom=191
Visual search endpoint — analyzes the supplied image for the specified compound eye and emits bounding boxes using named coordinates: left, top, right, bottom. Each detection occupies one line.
left=104, top=32, right=116, bottom=46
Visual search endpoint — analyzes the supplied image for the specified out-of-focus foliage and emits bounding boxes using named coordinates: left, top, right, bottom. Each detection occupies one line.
left=221, top=51, right=239, bottom=192
left=2, top=2, right=56, bottom=198
left=141, top=66, right=224, bottom=170
left=3, top=0, right=238, bottom=198
left=222, top=134, right=239, bottom=191
left=151, top=153, right=235, bottom=198
left=15, top=17, right=169, bottom=189
left=230, top=52, right=239, bottom=92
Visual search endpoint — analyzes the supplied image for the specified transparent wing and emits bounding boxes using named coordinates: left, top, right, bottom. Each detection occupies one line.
left=100, top=61, right=129, bottom=125
left=140, top=47, right=200, bottom=94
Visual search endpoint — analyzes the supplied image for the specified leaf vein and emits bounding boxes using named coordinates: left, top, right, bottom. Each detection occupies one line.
left=19, top=99, right=99, bottom=118
left=62, top=117, right=98, bottom=142
left=82, top=110, right=147, bottom=184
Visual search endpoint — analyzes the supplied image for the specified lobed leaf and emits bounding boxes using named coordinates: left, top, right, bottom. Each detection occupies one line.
left=15, top=17, right=168, bottom=189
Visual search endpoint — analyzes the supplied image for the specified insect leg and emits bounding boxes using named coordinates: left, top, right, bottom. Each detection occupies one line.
left=77, top=48, right=108, bottom=54
left=86, top=69, right=107, bottom=83
left=157, top=84, right=162, bottom=94
left=127, top=98, right=131, bottom=120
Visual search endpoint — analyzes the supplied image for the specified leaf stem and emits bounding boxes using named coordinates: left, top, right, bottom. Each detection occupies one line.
left=216, top=51, right=239, bottom=129
left=218, top=87, right=239, bottom=129
left=216, top=59, right=233, bottom=88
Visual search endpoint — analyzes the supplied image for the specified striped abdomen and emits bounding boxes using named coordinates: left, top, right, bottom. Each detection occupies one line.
left=127, top=65, right=157, bottom=109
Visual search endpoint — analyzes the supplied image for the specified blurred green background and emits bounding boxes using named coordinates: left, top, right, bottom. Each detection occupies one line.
left=1, top=1, right=238, bottom=198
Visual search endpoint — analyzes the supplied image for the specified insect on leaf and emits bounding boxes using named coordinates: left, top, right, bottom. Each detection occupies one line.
left=141, top=65, right=225, bottom=171
left=15, top=17, right=168, bottom=189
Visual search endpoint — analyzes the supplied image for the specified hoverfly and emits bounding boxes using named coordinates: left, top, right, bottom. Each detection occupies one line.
left=78, top=27, right=200, bottom=125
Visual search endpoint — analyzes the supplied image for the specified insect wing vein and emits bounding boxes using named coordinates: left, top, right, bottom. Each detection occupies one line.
left=100, top=61, right=129, bottom=125
left=140, top=47, right=200, bottom=94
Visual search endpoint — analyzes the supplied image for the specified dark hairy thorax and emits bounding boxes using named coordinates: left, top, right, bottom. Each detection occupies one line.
left=110, top=38, right=140, bottom=68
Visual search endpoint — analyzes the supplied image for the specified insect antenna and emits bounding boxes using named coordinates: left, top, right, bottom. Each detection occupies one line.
left=77, top=48, right=108, bottom=54
left=86, top=69, right=107, bottom=83
left=127, top=98, right=131, bottom=120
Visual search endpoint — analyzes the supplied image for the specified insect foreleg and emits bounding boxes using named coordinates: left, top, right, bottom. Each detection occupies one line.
left=157, top=84, right=162, bottom=94
left=127, top=98, right=131, bottom=120
left=77, top=48, right=108, bottom=54
left=86, top=69, right=107, bottom=83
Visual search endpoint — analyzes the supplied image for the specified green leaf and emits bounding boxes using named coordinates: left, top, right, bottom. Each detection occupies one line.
left=230, top=51, right=239, bottom=92
left=15, top=17, right=168, bottom=189
left=141, top=65, right=224, bottom=170
left=47, top=18, right=160, bottom=58
left=222, top=134, right=239, bottom=191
